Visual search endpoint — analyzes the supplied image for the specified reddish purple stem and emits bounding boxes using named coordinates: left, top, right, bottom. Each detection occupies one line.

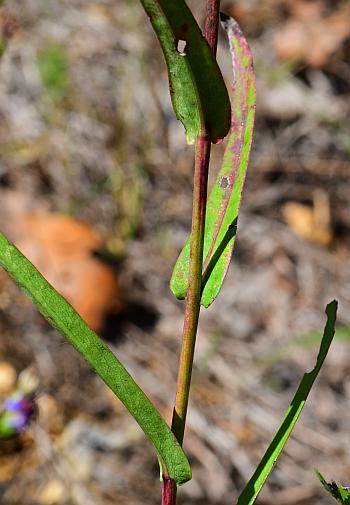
left=163, top=1, right=222, bottom=504
left=204, top=0, right=221, bottom=55
left=162, top=478, right=177, bottom=505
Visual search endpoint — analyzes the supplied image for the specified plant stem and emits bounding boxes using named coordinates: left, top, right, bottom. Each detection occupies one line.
left=171, top=134, right=210, bottom=445
left=204, top=0, right=221, bottom=55
left=161, top=135, right=211, bottom=504
left=171, top=0, right=221, bottom=448
left=162, top=478, right=177, bottom=505
left=162, top=3, right=221, bottom=503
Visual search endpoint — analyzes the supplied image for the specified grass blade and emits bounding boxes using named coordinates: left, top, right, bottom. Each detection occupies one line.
left=170, top=14, right=256, bottom=306
left=0, top=231, right=191, bottom=486
left=140, top=0, right=230, bottom=144
left=236, top=301, right=338, bottom=505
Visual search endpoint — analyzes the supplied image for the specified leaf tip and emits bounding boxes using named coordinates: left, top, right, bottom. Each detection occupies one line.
left=326, top=299, right=338, bottom=312
left=185, top=131, right=196, bottom=145
left=219, top=12, right=243, bottom=36
left=325, top=299, right=338, bottom=329
left=169, top=275, right=187, bottom=301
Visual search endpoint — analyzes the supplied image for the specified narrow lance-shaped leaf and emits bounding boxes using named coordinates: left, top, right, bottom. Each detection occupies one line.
left=236, top=301, right=338, bottom=505
left=170, top=14, right=256, bottom=306
left=316, top=471, right=350, bottom=505
left=0, top=232, right=191, bottom=486
left=140, top=0, right=230, bottom=144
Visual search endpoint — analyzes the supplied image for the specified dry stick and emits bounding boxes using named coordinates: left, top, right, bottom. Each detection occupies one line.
left=162, top=3, right=221, bottom=503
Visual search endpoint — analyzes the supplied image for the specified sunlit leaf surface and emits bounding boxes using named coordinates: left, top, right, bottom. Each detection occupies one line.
left=0, top=232, right=191, bottom=486
left=140, top=0, right=230, bottom=144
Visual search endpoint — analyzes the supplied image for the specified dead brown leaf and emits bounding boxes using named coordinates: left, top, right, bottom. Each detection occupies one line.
left=282, top=189, right=332, bottom=246
left=0, top=192, right=123, bottom=332
left=275, top=1, right=350, bottom=67
left=17, top=213, right=123, bottom=332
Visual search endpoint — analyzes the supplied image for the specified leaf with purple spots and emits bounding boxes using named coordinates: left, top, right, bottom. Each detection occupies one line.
left=171, top=14, right=256, bottom=307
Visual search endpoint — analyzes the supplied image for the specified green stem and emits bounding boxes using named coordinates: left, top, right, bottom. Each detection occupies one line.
left=171, top=134, right=210, bottom=445
left=162, top=2, right=222, bottom=503
left=170, top=0, right=221, bottom=447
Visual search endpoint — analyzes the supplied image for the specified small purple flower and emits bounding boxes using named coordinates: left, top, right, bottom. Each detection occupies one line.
left=1, top=390, right=35, bottom=438
left=0, top=368, right=38, bottom=439
left=6, top=411, right=28, bottom=430
left=4, top=392, right=33, bottom=416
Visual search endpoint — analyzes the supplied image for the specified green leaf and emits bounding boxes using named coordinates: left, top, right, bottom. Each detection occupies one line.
left=140, top=0, right=230, bottom=144
left=316, top=471, right=350, bottom=504
left=236, top=301, right=338, bottom=505
left=0, top=231, right=191, bottom=486
left=170, top=14, right=256, bottom=306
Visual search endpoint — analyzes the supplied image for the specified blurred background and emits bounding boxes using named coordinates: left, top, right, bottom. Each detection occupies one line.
left=0, top=0, right=349, bottom=504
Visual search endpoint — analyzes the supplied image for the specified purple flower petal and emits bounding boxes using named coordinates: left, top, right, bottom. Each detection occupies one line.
left=7, top=411, right=27, bottom=430
left=4, top=392, right=25, bottom=411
